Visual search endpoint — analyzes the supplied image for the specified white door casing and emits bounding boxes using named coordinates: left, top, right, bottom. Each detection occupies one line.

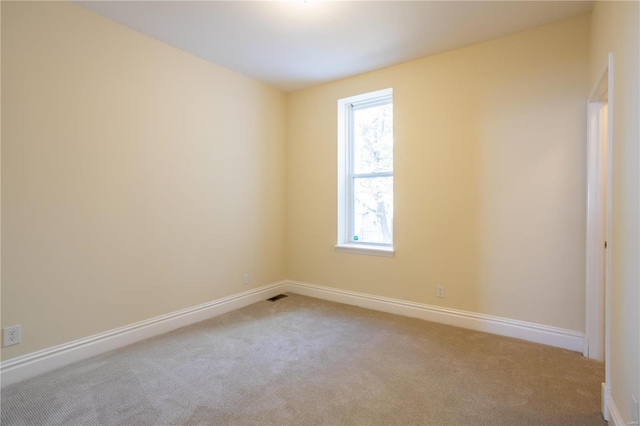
left=585, top=52, right=613, bottom=421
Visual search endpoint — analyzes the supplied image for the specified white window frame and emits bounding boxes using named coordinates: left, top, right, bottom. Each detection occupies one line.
left=336, top=88, right=394, bottom=258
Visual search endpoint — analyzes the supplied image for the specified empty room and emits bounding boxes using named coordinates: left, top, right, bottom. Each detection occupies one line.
left=1, top=1, right=639, bottom=425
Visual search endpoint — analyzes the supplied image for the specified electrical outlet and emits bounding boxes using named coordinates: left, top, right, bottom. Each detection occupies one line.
left=631, top=394, right=639, bottom=426
left=243, top=274, right=249, bottom=285
left=437, top=286, right=445, bottom=298
left=3, top=325, right=21, bottom=347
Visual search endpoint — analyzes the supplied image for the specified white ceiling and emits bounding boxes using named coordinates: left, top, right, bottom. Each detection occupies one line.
left=76, top=1, right=594, bottom=92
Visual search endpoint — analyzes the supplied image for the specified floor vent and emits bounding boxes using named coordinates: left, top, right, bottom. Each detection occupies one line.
left=266, top=294, right=288, bottom=302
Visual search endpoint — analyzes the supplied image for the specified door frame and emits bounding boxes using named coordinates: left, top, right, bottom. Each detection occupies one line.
left=584, top=52, right=613, bottom=420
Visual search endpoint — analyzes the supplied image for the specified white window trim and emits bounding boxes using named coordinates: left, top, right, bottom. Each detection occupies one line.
left=334, top=243, right=395, bottom=258
left=336, top=88, right=394, bottom=257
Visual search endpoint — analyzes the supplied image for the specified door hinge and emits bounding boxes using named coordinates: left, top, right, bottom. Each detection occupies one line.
left=604, top=241, right=608, bottom=249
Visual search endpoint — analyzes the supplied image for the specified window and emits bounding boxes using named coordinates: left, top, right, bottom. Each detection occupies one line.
left=336, top=88, right=394, bottom=257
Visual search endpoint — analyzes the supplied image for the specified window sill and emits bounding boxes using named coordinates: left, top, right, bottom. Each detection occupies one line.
left=334, top=244, right=395, bottom=258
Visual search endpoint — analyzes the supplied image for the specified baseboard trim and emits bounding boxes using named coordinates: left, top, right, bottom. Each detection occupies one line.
left=1, top=279, right=587, bottom=387
left=608, top=394, right=625, bottom=426
left=285, top=280, right=584, bottom=352
left=602, top=383, right=611, bottom=421
left=0, top=281, right=287, bottom=387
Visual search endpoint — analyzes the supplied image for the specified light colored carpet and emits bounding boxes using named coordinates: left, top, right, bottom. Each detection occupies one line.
left=1, top=293, right=605, bottom=425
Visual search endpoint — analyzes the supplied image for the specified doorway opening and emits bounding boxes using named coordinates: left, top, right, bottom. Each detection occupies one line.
left=585, top=52, right=613, bottom=421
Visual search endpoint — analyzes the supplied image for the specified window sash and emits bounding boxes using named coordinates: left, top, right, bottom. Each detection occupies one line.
left=346, top=101, right=393, bottom=246
left=349, top=175, right=393, bottom=245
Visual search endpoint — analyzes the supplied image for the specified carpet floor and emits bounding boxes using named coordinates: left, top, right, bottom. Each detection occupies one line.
left=1, top=293, right=605, bottom=425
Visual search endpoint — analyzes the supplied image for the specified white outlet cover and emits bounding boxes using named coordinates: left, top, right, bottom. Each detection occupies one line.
left=3, top=325, right=21, bottom=347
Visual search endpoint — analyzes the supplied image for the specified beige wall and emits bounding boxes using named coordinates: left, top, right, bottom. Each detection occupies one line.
left=1, top=1, right=287, bottom=360
left=287, top=14, right=591, bottom=332
left=590, top=1, right=639, bottom=423
left=3, top=2, right=623, bottom=383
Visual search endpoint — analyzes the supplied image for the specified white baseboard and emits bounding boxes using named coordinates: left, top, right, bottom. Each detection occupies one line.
left=608, top=394, right=625, bottom=426
left=1, top=279, right=587, bottom=388
left=285, top=280, right=585, bottom=352
left=602, top=383, right=611, bottom=421
left=0, top=281, right=287, bottom=387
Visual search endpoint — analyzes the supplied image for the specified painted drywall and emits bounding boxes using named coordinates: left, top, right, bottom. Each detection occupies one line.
left=1, top=1, right=287, bottom=360
left=286, top=14, right=591, bottom=332
left=590, top=2, right=640, bottom=423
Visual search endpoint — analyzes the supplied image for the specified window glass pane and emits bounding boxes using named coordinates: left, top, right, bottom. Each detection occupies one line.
left=352, top=176, right=393, bottom=244
left=353, top=102, right=393, bottom=174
